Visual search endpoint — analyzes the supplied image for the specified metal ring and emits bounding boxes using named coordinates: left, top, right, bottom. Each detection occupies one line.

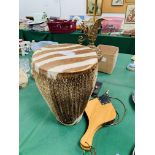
left=84, top=142, right=96, bottom=155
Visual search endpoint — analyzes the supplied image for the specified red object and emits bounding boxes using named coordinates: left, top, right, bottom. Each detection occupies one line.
left=47, top=19, right=76, bottom=33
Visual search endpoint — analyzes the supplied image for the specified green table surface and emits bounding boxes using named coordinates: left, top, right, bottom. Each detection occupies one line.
left=19, top=53, right=135, bottom=155
left=19, top=30, right=135, bottom=55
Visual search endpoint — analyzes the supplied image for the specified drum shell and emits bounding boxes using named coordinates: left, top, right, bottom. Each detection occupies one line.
left=33, top=63, right=98, bottom=125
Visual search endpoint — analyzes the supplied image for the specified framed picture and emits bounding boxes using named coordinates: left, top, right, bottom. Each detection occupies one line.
left=70, top=15, right=85, bottom=25
left=125, top=5, right=135, bottom=23
left=112, top=0, right=124, bottom=6
left=125, top=0, right=134, bottom=3
left=86, top=0, right=103, bottom=16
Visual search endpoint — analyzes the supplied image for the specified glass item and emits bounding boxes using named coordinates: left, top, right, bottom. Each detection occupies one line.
left=127, top=61, right=135, bottom=71
left=127, top=55, right=135, bottom=71
left=19, top=69, right=28, bottom=88
left=19, top=58, right=30, bottom=77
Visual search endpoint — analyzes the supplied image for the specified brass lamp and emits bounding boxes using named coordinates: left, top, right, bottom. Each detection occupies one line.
left=78, top=0, right=104, bottom=60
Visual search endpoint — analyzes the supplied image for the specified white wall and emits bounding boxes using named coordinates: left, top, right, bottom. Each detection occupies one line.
left=19, top=0, right=86, bottom=19
left=19, top=0, right=124, bottom=19
left=19, top=0, right=134, bottom=30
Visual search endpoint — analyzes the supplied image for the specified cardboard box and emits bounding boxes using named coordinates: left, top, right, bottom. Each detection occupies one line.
left=97, top=44, right=119, bottom=74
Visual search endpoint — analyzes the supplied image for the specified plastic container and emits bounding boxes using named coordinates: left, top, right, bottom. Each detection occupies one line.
left=101, top=17, right=124, bottom=33
left=97, top=44, right=119, bottom=74
left=47, top=19, right=76, bottom=33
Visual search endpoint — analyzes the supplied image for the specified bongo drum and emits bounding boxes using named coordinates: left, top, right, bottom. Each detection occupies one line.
left=32, top=44, right=98, bottom=125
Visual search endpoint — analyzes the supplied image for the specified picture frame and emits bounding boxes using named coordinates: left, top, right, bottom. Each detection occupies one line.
left=125, top=5, right=135, bottom=23
left=69, top=15, right=85, bottom=26
left=86, top=0, right=103, bottom=16
left=102, top=0, right=127, bottom=13
left=125, top=0, right=134, bottom=3
left=112, top=0, right=124, bottom=6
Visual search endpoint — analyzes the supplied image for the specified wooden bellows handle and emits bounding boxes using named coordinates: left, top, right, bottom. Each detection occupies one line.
left=80, top=98, right=116, bottom=150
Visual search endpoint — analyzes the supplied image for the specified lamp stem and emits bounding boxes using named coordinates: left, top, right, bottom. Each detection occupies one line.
left=93, top=0, right=97, bottom=23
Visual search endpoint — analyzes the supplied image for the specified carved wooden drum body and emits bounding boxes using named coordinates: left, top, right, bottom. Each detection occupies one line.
left=32, top=44, right=98, bottom=125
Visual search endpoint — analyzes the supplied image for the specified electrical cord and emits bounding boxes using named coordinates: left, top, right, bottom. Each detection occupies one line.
left=104, top=111, right=119, bottom=127
left=105, top=96, right=127, bottom=126
left=98, top=90, right=127, bottom=127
